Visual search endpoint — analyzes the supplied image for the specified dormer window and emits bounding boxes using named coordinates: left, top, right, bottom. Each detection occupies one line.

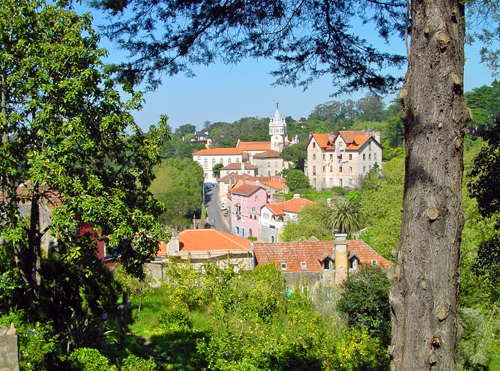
left=371, top=259, right=378, bottom=266
left=300, top=262, right=307, bottom=270
left=281, top=263, right=287, bottom=270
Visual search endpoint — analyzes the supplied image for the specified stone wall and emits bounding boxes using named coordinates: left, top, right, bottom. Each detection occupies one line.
left=0, top=323, right=19, bottom=371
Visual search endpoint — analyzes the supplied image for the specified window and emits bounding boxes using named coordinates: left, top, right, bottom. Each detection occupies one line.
left=363, top=166, right=366, bottom=173
left=300, top=262, right=307, bottom=270
left=349, top=154, right=352, bottom=160
left=263, top=213, right=269, bottom=219
left=313, top=142, right=316, bottom=148
left=275, top=170, right=278, bottom=175
left=369, top=153, right=372, bottom=160
left=371, top=259, right=378, bottom=266
left=349, top=166, right=352, bottom=172
left=197, top=156, right=201, bottom=161
left=212, top=158, right=216, bottom=167
left=268, top=171, right=271, bottom=176
left=236, top=158, right=240, bottom=163
left=369, top=165, right=372, bottom=171
left=330, top=178, right=333, bottom=186
left=204, top=158, right=208, bottom=168
left=323, top=166, right=325, bottom=172
left=313, top=178, right=316, bottom=185
left=323, top=154, right=326, bottom=160
left=255, top=195, right=259, bottom=201
left=275, top=161, right=278, bottom=167
left=339, top=166, right=343, bottom=172
left=313, top=166, right=316, bottom=176
left=374, top=153, right=377, bottom=160
left=220, top=157, right=223, bottom=164
left=271, top=236, right=275, bottom=242
left=330, top=166, right=333, bottom=172
left=313, top=154, right=316, bottom=160
left=339, top=178, right=343, bottom=187
left=281, top=263, right=287, bottom=270
left=363, top=154, right=366, bottom=160
left=330, top=154, right=333, bottom=161
left=228, top=158, right=232, bottom=164
left=252, top=207, right=256, bottom=213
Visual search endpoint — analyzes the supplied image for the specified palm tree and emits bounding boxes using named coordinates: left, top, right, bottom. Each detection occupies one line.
left=332, top=200, right=363, bottom=235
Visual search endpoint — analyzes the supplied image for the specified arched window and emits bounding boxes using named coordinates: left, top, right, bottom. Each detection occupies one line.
left=228, top=158, right=232, bottom=164
left=212, top=158, right=216, bottom=167
left=204, top=158, right=208, bottom=168
left=271, top=236, right=275, bottom=243
left=220, top=157, right=223, bottom=164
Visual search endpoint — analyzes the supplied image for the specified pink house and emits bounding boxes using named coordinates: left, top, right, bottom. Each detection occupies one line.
left=230, top=183, right=268, bottom=239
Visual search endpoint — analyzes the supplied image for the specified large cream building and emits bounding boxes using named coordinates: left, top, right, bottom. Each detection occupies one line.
left=306, top=131, right=383, bottom=189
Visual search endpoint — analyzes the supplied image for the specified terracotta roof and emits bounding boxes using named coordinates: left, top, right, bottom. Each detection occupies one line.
left=193, top=148, right=245, bottom=155
left=253, top=239, right=392, bottom=272
left=253, top=149, right=281, bottom=158
left=221, top=162, right=258, bottom=170
left=345, top=135, right=371, bottom=151
left=1, top=182, right=63, bottom=209
left=179, top=229, right=252, bottom=251
left=230, top=184, right=264, bottom=196
left=156, top=229, right=252, bottom=254
left=219, top=173, right=257, bottom=184
left=264, top=197, right=313, bottom=215
left=309, top=133, right=335, bottom=151
left=259, top=180, right=286, bottom=190
left=228, top=179, right=257, bottom=193
left=236, top=141, right=271, bottom=151
left=338, top=131, right=367, bottom=144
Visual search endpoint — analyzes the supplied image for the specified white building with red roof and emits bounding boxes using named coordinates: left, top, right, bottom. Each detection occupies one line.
left=306, top=130, right=382, bottom=189
left=192, top=147, right=249, bottom=182
left=259, top=194, right=314, bottom=243
left=219, top=162, right=258, bottom=178
left=254, top=234, right=392, bottom=287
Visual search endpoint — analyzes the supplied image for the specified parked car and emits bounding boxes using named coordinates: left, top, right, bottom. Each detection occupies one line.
left=223, top=211, right=228, bottom=217
left=221, top=205, right=228, bottom=211
left=204, top=183, right=214, bottom=189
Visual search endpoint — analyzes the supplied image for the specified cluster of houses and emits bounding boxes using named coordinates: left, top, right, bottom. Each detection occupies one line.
left=147, top=102, right=393, bottom=286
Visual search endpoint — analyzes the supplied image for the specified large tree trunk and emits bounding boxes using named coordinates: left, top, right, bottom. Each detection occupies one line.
left=390, top=0, right=469, bottom=369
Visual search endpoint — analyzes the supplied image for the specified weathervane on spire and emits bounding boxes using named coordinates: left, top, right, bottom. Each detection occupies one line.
left=276, top=101, right=279, bottom=108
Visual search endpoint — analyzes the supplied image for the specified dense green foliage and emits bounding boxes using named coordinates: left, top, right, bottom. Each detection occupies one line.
left=149, top=158, right=204, bottom=229
left=282, top=200, right=334, bottom=241
left=337, top=268, right=391, bottom=347
left=280, top=143, right=307, bottom=171
left=125, top=262, right=389, bottom=371
left=282, top=169, right=311, bottom=192
left=332, top=200, right=363, bottom=235
left=0, top=0, right=167, bottom=320
left=159, top=139, right=205, bottom=159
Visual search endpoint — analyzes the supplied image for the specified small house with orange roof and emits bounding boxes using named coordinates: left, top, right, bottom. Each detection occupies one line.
left=147, top=229, right=255, bottom=281
left=259, top=194, right=314, bottom=243
left=253, top=234, right=392, bottom=287
left=306, top=130, right=382, bottom=190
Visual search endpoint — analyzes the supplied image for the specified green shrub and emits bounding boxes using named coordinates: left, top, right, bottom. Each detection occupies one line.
left=121, top=354, right=157, bottom=371
left=67, top=347, right=117, bottom=371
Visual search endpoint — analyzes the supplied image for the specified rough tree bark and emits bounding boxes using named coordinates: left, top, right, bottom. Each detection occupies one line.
left=390, top=0, right=470, bottom=369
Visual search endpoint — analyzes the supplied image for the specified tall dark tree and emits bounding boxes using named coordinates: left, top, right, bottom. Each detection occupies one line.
left=96, top=0, right=471, bottom=368
left=280, top=143, right=307, bottom=171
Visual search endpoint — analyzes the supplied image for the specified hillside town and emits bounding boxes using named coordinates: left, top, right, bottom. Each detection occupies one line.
left=1, top=0, right=499, bottom=369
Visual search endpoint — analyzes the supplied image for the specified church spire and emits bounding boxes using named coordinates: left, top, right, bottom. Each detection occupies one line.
left=269, top=101, right=287, bottom=152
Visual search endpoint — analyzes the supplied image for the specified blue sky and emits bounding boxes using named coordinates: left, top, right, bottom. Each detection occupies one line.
left=81, top=5, right=497, bottom=132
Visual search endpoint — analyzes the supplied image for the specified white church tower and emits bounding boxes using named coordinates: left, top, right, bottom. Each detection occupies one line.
left=269, top=101, right=287, bottom=152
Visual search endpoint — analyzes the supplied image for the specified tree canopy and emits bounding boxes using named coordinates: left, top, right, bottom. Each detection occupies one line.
left=94, top=0, right=406, bottom=94
left=0, top=0, right=167, bottom=313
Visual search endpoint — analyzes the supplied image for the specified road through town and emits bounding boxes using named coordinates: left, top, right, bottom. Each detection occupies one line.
left=204, top=183, right=230, bottom=233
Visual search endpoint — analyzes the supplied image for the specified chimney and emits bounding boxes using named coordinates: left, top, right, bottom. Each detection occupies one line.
left=334, top=234, right=348, bottom=285
left=309, top=131, right=313, bottom=139
left=167, top=229, right=180, bottom=253
left=329, top=132, right=335, bottom=145
left=241, top=161, right=244, bottom=171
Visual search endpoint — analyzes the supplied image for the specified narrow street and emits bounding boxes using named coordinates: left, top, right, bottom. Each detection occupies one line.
left=204, top=183, right=230, bottom=233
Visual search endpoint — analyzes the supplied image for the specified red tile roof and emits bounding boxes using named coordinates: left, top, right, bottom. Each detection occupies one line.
left=264, top=197, right=314, bottom=215
left=231, top=184, right=264, bottom=196
left=156, top=229, right=252, bottom=255
left=309, top=133, right=336, bottom=151
left=259, top=180, right=286, bottom=190
left=179, top=229, right=252, bottom=251
left=345, top=135, right=371, bottom=151
left=219, top=173, right=257, bottom=184
left=253, top=239, right=392, bottom=272
left=222, top=162, right=258, bottom=170
left=338, top=131, right=366, bottom=144
left=253, top=149, right=281, bottom=158
left=236, top=141, right=271, bottom=151
left=193, top=148, right=245, bottom=155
